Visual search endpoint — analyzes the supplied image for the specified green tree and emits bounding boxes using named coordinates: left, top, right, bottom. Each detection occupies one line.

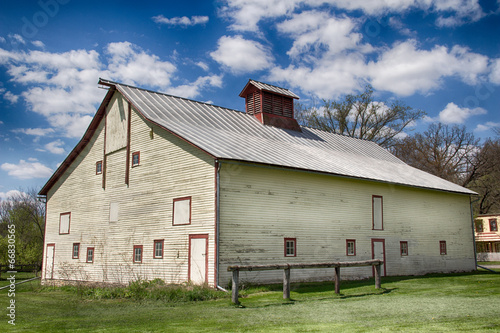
left=296, top=85, right=425, bottom=148
left=0, top=188, right=45, bottom=266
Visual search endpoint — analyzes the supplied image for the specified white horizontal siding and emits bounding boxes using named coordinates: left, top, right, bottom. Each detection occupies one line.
left=218, top=162, right=475, bottom=286
left=43, top=92, right=216, bottom=286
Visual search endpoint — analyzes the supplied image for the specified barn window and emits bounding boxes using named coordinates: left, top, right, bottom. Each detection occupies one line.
left=86, top=247, right=94, bottom=263
left=400, top=241, right=408, bottom=256
left=59, top=212, right=70, bottom=234
left=372, top=195, right=383, bottom=230
left=173, top=196, right=191, bottom=225
left=134, top=245, right=143, bottom=263
left=154, top=240, right=164, bottom=259
left=440, top=241, right=447, bottom=255
left=72, top=243, right=80, bottom=259
left=132, top=151, right=140, bottom=167
left=96, top=161, right=103, bottom=174
left=490, top=219, right=498, bottom=232
left=109, top=203, right=119, bottom=222
left=284, top=238, right=296, bottom=257
left=346, top=240, right=356, bottom=256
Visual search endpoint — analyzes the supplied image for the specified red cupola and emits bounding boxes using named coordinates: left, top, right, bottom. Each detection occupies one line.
left=239, top=79, right=301, bottom=132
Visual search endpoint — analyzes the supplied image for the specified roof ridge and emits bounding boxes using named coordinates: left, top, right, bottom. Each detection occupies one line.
left=99, top=77, right=249, bottom=117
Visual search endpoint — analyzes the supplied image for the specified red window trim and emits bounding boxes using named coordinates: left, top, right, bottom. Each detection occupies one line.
left=133, top=245, right=143, bottom=263
left=440, top=241, right=447, bottom=255
left=132, top=151, right=140, bottom=167
left=59, top=212, right=71, bottom=235
left=72, top=243, right=80, bottom=259
left=400, top=241, right=408, bottom=256
left=489, top=219, right=498, bottom=232
left=172, top=196, right=192, bottom=226
left=153, top=240, right=164, bottom=259
left=346, top=239, right=356, bottom=256
left=86, top=247, right=94, bottom=263
left=284, top=238, right=296, bottom=257
left=96, top=160, right=103, bottom=175
left=372, top=195, right=384, bottom=230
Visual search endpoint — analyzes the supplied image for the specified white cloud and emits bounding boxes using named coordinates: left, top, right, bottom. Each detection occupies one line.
left=12, top=128, right=55, bottom=136
left=367, top=41, right=488, bottom=96
left=220, top=0, right=485, bottom=31
left=196, top=61, right=209, bottom=71
left=3, top=91, right=18, bottom=103
left=0, top=190, right=23, bottom=201
left=438, top=102, right=487, bottom=124
left=105, top=41, right=177, bottom=90
left=44, top=140, right=65, bottom=155
left=8, top=33, right=25, bottom=45
left=210, top=35, right=274, bottom=74
left=277, top=11, right=368, bottom=59
left=490, top=58, right=500, bottom=84
left=1, top=159, right=53, bottom=180
left=152, top=15, right=209, bottom=27
left=32, top=40, right=45, bottom=48
left=475, top=121, right=500, bottom=132
left=167, top=75, right=223, bottom=99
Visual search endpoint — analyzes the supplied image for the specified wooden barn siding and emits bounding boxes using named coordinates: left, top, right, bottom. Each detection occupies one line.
left=43, top=92, right=216, bottom=285
left=218, top=162, right=475, bottom=286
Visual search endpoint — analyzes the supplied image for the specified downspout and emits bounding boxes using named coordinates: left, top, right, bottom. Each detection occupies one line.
left=215, top=160, right=227, bottom=292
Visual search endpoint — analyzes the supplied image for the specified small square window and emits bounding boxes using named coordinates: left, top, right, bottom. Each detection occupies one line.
left=96, top=161, right=103, bottom=175
left=72, top=243, right=80, bottom=259
left=400, top=241, right=408, bottom=256
left=284, top=238, right=296, bottom=257
left=440, top=241, right=447, bottom=255
left=490, top=219, right=498, bottom=232
left=134, top=245, right=143, bottom=263
left=346, top=240, right=356, bottom=256
left=132, top=152, right=140, bottom=167
left=86, top=247, right=94, bottom=263
left=154, top=240, right=164, bottom=259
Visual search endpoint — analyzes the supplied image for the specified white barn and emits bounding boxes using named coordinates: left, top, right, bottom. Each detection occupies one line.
left=39, top=79, right=477, bottom=287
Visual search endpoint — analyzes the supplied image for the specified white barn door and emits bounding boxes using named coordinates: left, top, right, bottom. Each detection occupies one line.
left=372, top=239, right=386, bottom=277
left=44, top=244, right=55, bottom=279
left=189, top=235, right=208, bottom=284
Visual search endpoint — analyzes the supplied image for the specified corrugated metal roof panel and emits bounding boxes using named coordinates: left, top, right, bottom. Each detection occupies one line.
left=248, top=79, right=300, bottom=99
left=115, top=82, right=475, bottom=195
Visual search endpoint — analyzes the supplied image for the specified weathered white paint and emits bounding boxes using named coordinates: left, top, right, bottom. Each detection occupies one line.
left=218, top=162, right=475, bottom=286
left=42, top=92, right=216, bottom=286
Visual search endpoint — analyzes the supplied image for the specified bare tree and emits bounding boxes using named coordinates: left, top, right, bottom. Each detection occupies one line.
left=468, top=139, right=500, bottom=214
left=296, top=85, right=425, bottom=148
left=391, top=123, right=479, bottom=186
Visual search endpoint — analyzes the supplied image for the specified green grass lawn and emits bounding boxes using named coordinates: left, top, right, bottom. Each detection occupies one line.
left=1, top=270, right=499, bottom=332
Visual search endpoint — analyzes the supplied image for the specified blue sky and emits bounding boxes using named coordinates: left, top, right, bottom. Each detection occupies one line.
left=0, top=0, right=499, bottom=198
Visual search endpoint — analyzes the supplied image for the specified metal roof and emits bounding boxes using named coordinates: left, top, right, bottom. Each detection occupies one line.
left=39, top=79, right=476, bottom=196
left=240, top=79, right=300, bottom=99
left=112, top=81, right=474, bottom=195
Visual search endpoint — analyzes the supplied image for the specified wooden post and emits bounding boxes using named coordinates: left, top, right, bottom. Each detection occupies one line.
left=334, top=266, right=340, bottom=294
left=374, top=263, right=381, bottom=289
left=283, top=267, right=291, bottom=300
left=232, top=269, right=239, bottom=304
